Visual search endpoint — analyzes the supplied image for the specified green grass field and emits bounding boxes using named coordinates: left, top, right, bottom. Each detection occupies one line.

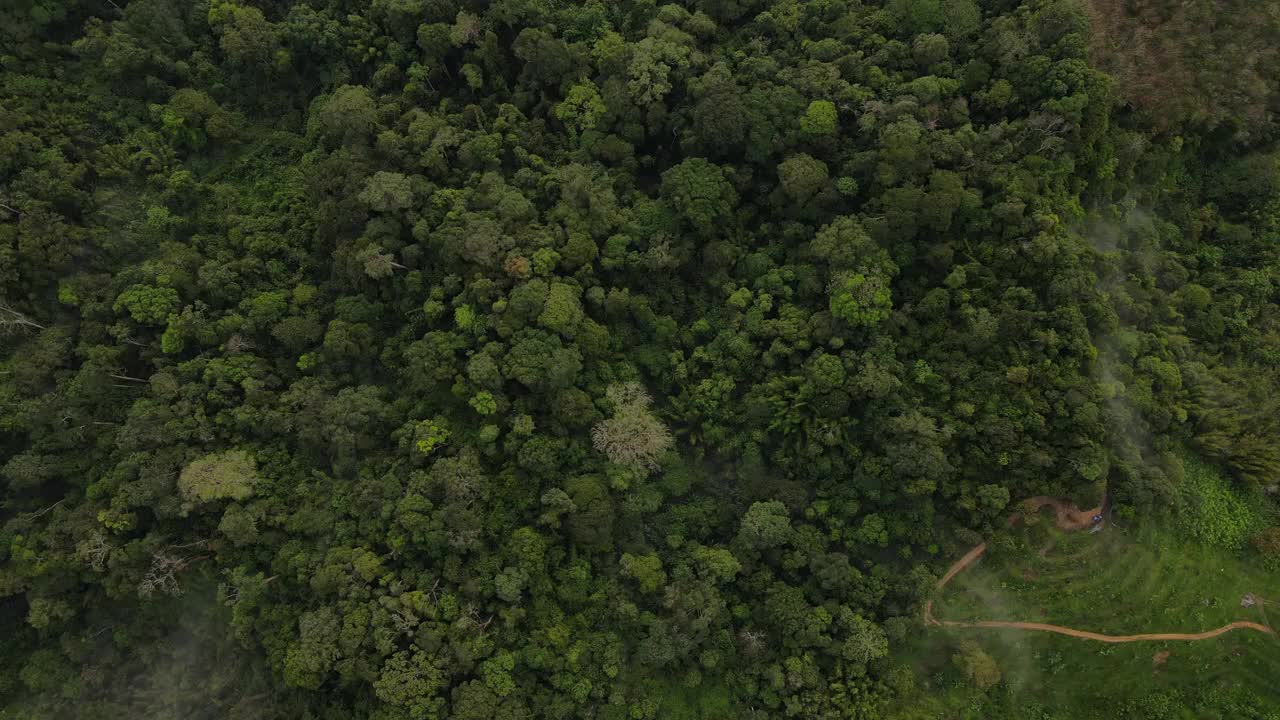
left=889, top=500, right=1280, bottom=719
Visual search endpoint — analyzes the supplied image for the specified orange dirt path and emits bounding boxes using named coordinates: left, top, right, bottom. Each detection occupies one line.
left=924, top=497, right=1276, bottom=642
left=930, top=617, right=1273, bottom=642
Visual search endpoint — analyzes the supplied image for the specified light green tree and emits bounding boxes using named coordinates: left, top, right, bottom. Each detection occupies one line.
left=359, top=171, right=414, bottom=211
left=114, top=284, right=180, bottom=326
left=829, top=272, right=892, bottom=327
left=737, top=501, right=792, bottom=549
left=178, top=450, right=257, bottom=505
left=537, top=282, right=584, bottom=337
left=620, top=552, right=666, bottom=593
left=799, top=100, right=837, bottom=137
left=554, top=81, right=606, bottom=135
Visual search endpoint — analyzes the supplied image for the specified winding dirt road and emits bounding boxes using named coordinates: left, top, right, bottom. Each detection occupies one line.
left=929, top=616, right=1273, bottom=642
left=924, top=497, right=1276, bottom=642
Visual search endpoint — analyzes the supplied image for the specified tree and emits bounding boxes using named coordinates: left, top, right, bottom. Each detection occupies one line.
left=737, top=501, right=792, bottom=550
left=953, top=641, right=1001, bottom=690
left=178, top=450, right=257, bottom=505
left=537, top=282, right=583, bottom=337
left=886, top=0, right=947, bottom=35
left=627, top=36, right=691, bottom=107
left=157, top=89, right=237, bottom=150
left=412, top=419, right=450, bottom=456
left=591, top=382, right=673, bottom=472
left=283, top=607, right=340, bottom=689
left=884, top=410, right=954, bottom=496
left=691, top=545, right=741, bottom=583
left=310, top=85, right=377, bottom=145
left=219, top=503, right=259, bottom=546
left=660, top=158, right=738, bottom=235
left=114, top=284, right=180, bottom=326
left=137, top=551, right=192, bottom=599
left=694, top=0, right=758, bottom=23
left=799, top=100, right=837, bottom=138
left=512, top=27, right=575, bottom=86
left=554, top=81, right=606, bottom=135
left=976, top=484, right=1011, bottom=517
left=211, top=3, right=282, bottom=70
left=564, top=474, right=614, bottom=550
left=839, top=613, right=889, bottom=669
left=829, top=272, right=892, bottom=327
left=503, top=331, right=582, bottom=390
left=690, top=63, right=748, bottom=154
left=853, top=514, right=889, bottom=547
left=359, top=171, right=414, bottom=211
left=777, top=153, right=829, bottom=201
left=359, top=245, right=407, bottom=278
left=469, top=391, right=497, bottom=415
left=494, top=566, right=528, bottom=602
left=374, top=650, right=448, bottom=719
left=620, top=552, right=666, bottom=593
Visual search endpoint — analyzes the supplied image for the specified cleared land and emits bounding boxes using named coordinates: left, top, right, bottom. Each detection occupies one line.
left=926, top=497, right=1274, bottom=643
left=895, top=506, right=1280, bottom=718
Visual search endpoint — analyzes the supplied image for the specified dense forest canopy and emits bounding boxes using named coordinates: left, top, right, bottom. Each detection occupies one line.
left=2, top=0, right=1279, bottom=718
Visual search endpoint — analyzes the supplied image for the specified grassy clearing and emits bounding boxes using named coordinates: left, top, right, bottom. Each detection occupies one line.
left=889, top=505, right=1280, bottom=719
left=657, top=682, right=736, bottom=720
left=941, top=521, right=1276, bottom=635
left=1173, top=450, right=1271, bottom=549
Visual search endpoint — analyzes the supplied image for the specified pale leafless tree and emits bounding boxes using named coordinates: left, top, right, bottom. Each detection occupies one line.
left=391, top=609, right=419, bottom=636
left=604, top=381, right=650, bottom=409
left=137, top=546, right=209, bottom=599
left=451, top=12, right=483, bottom=46
left=446, top=527, right=480, bottom=550
left=738, top=628, right=766, bottom=655
left=458, top=603, right=493, bottom=633
left=361, top=246, right=408, bottom=279
left=79, top=532, right=112, bottom=572
left=591, top=382, right=673, bottom=472
left=643, top=235, right=678, bottom=270
left=138, top=552, right=187, bottom=598
left=225, top=334, right=255, bottom=353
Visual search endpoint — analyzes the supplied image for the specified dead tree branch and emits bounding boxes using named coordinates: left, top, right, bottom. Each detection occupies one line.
left=109, top=373, right=149, bottom=383
left=21, top=499, right=65, bottom=520
left=0, top=304, right=45, bottom=332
